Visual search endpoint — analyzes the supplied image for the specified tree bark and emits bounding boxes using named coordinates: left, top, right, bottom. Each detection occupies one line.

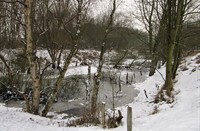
left=172, top=43, right=181, bottom=79
left=172, top=1, right=185, bottom=79
left=91, top=43, right=104, bottom=116
left=0, top=54, right=13, bottom=85
left=25, top=0, right=41, bottom=115
left=149, top=55, right=157, bottom=76
left=165, top=43, right=175, bottom=96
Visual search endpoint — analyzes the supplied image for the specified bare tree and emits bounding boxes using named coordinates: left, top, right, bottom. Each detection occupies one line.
left=0, top=0, right=88, bottom=115
left=42, top=0, right=85, bottom=116
left=134, top=0, right=167, bottom=76
left=91, top=0, right=116, bottom=116
left=24, top=0, right=42, bottom=114
left=156, top=0, right=200, bottom=100
left=0, top=0, right=23, bottom=49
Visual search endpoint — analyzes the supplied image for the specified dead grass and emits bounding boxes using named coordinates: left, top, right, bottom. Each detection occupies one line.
left=151, top=105, right=159, bottom=115
left=183, top=50, right=200, bottom=57
left=195, top=55, right=200, bottom=64
left=180, top=65, right=189, bottom=71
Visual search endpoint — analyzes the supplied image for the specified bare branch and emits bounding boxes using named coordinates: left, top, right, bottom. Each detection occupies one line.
left=0, top=0, right=27, bottom=7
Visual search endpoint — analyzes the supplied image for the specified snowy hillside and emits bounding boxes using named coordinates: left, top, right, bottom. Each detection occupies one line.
left=0, top=53, right=200, bottom=131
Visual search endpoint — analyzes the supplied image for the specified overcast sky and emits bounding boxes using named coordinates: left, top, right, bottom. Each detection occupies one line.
left=89, top=0, right=144, bottom=30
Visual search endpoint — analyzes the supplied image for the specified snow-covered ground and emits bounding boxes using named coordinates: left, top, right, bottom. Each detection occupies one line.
left=0, top=53, right=200, bottom=131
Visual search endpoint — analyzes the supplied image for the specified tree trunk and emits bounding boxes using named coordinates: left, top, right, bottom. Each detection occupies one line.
left=91, top=38, right=105, bottom=115
left=25, top=0, right=41, bottom=115
left=91, top=78, right=101, bottom=116
left=91, top=0, right=116, bottom=116
left=148, top=20, right=155, bottom=76
left=164, top=43, right=175, bottom=96
left=154, top=0, right=188, bottom=103
left=172, top=3, right=184, bottom=79
left=164, top=0, right=184, bottom=97
left=149, top=54, right=157, bottom=76
left=42, top=0, right=83, bottom=116
left=172, top=43, right=181, bottom=79
left=42, top=46, right=78, bottom=116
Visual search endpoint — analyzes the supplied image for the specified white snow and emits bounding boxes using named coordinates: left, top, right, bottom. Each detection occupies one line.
left=0, top=53, right=200, bottom=131
left=65, top=66, right=97, bottom=77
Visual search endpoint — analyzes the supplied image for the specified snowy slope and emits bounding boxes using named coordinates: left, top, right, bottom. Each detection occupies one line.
left=0, top=53, right=200, bottom=131
left=131, top=53, right=200, bottom=131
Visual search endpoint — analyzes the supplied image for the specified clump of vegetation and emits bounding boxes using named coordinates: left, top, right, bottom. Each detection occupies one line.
left=107, top=110, right=123, bottom=128
left=11, top=52, right=29, bottom=73
left=67, top=115, right=100, bottom=127
left=65, top=109, right=123, bottom=128
left=151, top=105, right=159, bottom=115
left=0, top=76, right=8, bottom=89
left=195, top=55, right=200, bottom=64
left=59, top=108, right=101, bottom=127
left=59, top=75, right=84, bottom=100
left=180, top=66, right=189, bottom=71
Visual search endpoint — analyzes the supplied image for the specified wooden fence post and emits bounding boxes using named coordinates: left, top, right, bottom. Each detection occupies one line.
left=86, top=64, right=91, bottom=102
left=101, top=102, right=106, bottom=128
left=127, top=106, right=132, bottom=131
left=140, top=70, right=142, bottom=76
left=126, top=73, right=129, bottom=84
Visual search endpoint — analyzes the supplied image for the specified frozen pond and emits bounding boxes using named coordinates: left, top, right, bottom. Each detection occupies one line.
left=0, top=67, right=148, bottom=116
left=49, top=68, right=148, bottom=115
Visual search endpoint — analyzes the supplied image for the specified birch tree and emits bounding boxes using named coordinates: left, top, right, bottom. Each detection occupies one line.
left=23, top=0, right=89, bottom=115
left=24, top=0, right=41, bottom=114
left=91, top=0, right=116, bottom=116
left=42, top=0, right=84, bottom=116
